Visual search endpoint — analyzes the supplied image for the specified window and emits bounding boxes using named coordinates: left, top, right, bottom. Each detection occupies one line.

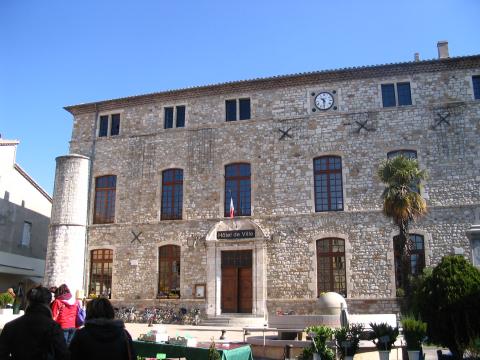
left=93, top=175, right=116, bottom=224
left=89, top=249, right=113, bottom=298
left=381, top=82, right=412, bottom=107
left=473, top=76, right=480, bottom=100
left=225, top=98, right=251, bottom=121
left=98, top=113, right=121, bottom=137
left=387, top=149, right=417, bottom=160
left=224, top=163, right=251, bottom=217
left=317, top=238, right=346, bottom=297
left=21, top=222, right=31, bottom=247
left=313, top=156, right=343, bottom=212
left=161, top=169, right=183, bottom=220
left=164, top=106, right=186, bottom=129
left=158, top=245, right=180, bottom=297
left=394, top=234, right=425, bottom=289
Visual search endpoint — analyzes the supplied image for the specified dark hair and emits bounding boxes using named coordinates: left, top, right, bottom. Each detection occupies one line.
left=26, top=286, right=52, bottom=305
left=54, top=284, right=70, bottom=298
left=86, top=298, right=115, bottom=320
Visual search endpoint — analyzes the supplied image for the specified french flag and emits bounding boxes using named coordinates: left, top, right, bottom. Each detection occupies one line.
left=229, top=197, right=235, bottom=218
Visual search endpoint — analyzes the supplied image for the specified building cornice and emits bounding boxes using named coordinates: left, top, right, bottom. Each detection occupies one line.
left=64, top=55, right=480, bottom=116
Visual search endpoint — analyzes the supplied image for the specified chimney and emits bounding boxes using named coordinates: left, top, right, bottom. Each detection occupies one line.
left=437, top=41, right=449, bottom=59
left=414, top=52, right=420, bottom=62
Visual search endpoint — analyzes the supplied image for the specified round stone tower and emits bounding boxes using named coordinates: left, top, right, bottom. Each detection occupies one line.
left=44, top=154, right=90, bottom=296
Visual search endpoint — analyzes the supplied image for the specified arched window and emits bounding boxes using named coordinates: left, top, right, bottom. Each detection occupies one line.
left=313, top=156, right=343, bottom=212
left=394, top=234, right=425, bottom=290
left=158, top=245, right=181, bottom=298
left=387, top=149, right=417, bottom=160
left=89, top=249, right=113, bottom=298
left=93, top=175, right=116, bottom=224
left=224, top=163, right=251, bottom=217
left=161, top=169, right=183, bottom=220
left=317, top=238, right=346, bottom=297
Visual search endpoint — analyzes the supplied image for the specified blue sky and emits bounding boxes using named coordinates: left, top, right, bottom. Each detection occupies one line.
left=1, top=0, right=479, bottom=195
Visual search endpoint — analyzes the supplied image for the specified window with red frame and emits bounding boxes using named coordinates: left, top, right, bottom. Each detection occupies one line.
left=224, top=163, right=251, bottom=217
left=93, top=175, right=116, bottom=224
left=89, top=249, right=113, bottom=298
left=317, top=238, right=347, bottom=297
left=394, top=234, right=425, bottom=290
left=161, top=169, right=183, bottom=220
left=314, top=156, right=343, bottom=212
left=158, top=245, right=181, bottom=297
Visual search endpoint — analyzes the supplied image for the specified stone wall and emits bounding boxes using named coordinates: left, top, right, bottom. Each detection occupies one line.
left=62, top=59, right=480, bottom=312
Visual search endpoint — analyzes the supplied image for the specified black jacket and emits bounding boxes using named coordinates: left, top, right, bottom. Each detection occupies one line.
left=69, top=318, right=135, bottom=360
left=0, top=303, right=69, bottom=360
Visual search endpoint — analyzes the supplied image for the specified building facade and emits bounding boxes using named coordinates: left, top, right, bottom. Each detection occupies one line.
left=46, top=42, right=480, bottom=318
left=0, top=138, right=52, bottom=291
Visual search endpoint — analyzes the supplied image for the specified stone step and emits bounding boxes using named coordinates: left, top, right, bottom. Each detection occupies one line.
left=201, top=315, right=266, bottom=327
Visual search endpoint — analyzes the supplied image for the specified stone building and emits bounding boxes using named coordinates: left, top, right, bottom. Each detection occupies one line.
left=45, top=42, right=480, bottom=319
left=0, top=137, right=52, bottom=291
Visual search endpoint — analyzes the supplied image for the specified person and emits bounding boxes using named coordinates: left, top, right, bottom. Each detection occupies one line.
left=13, top=282, right=25, bottom=314
left=0, top=286, right=69, bottom=359
left=69, top=297, right=136, bottom=360
left=6, top=288, right=15, bottom=309
left=51, top=283, right=80, bottom=346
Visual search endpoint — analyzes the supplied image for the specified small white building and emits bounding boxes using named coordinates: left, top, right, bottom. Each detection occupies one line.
left=0, top=137, right=52, bottom=291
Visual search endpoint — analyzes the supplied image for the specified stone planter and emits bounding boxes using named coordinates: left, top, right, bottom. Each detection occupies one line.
left=378, top=350, right=390, bottom=360
left=407, top=350, right=421, bottom=360
left=0, top=308, right=13, bottom=316
left=345, top=356, right=354, bottom=360
left=313, top=353, right=321, bottom=360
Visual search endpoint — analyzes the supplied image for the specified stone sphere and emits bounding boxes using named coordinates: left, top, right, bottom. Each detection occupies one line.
left=317, top=292, right=347, bottom=315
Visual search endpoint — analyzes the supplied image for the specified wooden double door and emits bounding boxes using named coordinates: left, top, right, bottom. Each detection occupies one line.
left=221, top=250, right=252, bottom=313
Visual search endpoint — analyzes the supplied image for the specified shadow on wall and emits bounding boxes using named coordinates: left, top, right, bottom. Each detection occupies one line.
left=0, top=196, right=50, bottom=259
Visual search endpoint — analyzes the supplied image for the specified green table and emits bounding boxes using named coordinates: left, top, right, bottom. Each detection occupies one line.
left=133, top=341, right=253, bottom=360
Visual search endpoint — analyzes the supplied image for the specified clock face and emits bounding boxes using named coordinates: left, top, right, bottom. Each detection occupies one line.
left=314, top=92, right=334, bottom=110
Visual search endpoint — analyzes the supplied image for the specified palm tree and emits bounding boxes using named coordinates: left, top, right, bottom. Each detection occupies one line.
left=378, top=155, right=428, bottom=295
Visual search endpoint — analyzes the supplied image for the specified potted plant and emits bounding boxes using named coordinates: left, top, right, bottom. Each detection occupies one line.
left=0, top=291, right=15, bottom=315
left=369, top=322, right=399, bottom=360
left=402, top=316, right=427, bottom=360
left=335, top=323, right=364, bottom=360
left=300, top=325, right=335, bottom=360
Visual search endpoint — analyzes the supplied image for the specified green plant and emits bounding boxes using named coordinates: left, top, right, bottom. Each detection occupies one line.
left=335, top=323, right=364, bottom=359
left=396, top=288, right=405, bottom=298
left=402, top=316, right=427, bottom=350
left=208, top=338, right=221, bottom=360
left=414, top=256, right=480, bottom=360
left=0, top=292, right=14, bottom=308
left=300, top=325, right=335, bottom=360
left=369, top=322, right=399, bottom=351
left=465, top=337, right=480, bottom=359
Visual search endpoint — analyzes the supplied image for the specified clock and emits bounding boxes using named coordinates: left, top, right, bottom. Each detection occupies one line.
left=314, top=92, right=334, bottom=110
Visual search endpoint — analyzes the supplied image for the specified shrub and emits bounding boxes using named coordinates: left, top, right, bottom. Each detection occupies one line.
left=335, top=323, right=364, bottom=359
left=402, top=316, right=427, bottom=350
left=369, top=322, right=399, bottom=351
left=465, top=338, right=480, bottom=359
left=0, top=292, right=14, bottom=308
left=300, top=325, right=335, bottom=360
left=414, top=256, right=480, bottom=359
